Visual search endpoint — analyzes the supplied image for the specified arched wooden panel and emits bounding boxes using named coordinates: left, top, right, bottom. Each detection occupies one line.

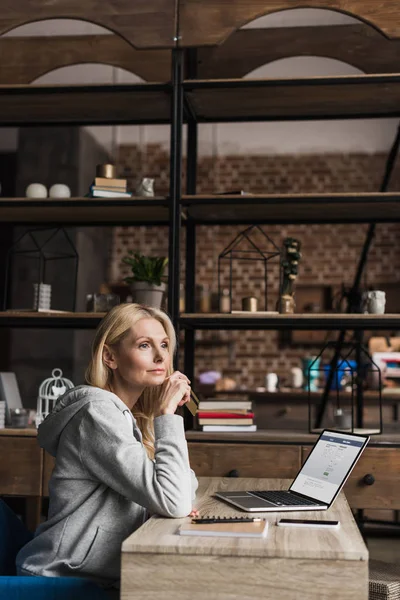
left=178, top=1, right=400, bottom=46
left=0, top=0, right=175, bottom=49
left=197, top=25, right=400, bottom=78
left=0, top=36, right=171, bottom=84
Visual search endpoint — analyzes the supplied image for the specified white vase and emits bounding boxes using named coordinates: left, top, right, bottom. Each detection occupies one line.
left=49, top=183, right=71, bottom=198
left=130, top=281, right=166, bottom=309
left=26, top=183, right=47, bottom=198
left=366, top=290, right=386, bottom=314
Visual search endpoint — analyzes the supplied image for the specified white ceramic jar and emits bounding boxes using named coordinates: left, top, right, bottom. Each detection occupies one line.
left=25, top=183, right=47, bottom=198
left=367, top=290, right=386, bottom=314
left=49, top=184, right=71, bottom=198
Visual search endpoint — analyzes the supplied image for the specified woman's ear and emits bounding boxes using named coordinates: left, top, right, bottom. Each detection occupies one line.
left=103, top=345, right=118, bottom=370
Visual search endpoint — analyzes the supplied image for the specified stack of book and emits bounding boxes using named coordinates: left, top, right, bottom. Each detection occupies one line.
left=197, top=398, right=256, bottom=432
left=90, top=176, right=131, bottom=198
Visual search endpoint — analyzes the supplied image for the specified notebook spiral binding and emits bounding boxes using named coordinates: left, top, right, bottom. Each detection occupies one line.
left=195, top=516, right=245, bottom=520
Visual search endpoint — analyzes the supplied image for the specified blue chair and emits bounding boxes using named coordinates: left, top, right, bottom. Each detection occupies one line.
left=0, top=498, right=111, bottom=599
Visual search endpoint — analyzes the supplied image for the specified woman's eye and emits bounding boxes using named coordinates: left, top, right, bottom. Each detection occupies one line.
left=139, top=342, right=150, bottom=349
left=161, top=343, right=169, bottom=350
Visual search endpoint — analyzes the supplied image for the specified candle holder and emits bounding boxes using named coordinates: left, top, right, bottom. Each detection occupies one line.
left=3, top=227, right=78, bottom=312
left=218, top=225, right=282, bottom=313
left=308, top=341, right=382, bottom=435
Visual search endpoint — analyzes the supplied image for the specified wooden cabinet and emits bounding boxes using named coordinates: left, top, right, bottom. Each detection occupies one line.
left=0, top=430, right=43, bottom=531
left=43, top=451, right=55, bottom=497
left=302, top=446, right=400, bottom=510
left=188, top=435, right=400, bottom=512
left=188, top=443, right=301, bottom=478
left=0, top=433, right=42, bottom=496
left=2, top=430, right=400, bottom=531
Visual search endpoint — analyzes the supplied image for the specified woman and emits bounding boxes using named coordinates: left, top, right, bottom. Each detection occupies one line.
left=17, top=303, right=198, bottom=592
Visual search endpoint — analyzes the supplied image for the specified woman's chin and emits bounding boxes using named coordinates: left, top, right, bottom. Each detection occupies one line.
left=147, top=372, right=166, bottom=384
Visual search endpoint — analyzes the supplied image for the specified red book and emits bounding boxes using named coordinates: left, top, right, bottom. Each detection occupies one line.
left=197, top=412, right=254, bottom=419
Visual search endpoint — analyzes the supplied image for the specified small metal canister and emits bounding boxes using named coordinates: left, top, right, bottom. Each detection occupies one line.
left=96, top=163, right=116, bottom=179
left=241, top=296, right=258, bottom=312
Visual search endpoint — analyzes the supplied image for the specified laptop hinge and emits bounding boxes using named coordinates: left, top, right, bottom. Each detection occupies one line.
left=289, top=490, right=327, bottom=506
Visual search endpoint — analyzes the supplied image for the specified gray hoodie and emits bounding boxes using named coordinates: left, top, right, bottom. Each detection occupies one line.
left=16, top=385, right=198, bottom=587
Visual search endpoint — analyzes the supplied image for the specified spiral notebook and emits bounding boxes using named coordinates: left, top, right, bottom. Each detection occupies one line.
left=179, top=519, right=268, bottom=538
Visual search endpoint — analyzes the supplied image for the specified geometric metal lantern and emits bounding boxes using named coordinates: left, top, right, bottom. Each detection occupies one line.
left=3, top=227, right=78, bottom=311
left=218, top=224, right=282, bottom=312
left=308, top=341, right=382, bottom=435
left=36, top=368, right=74, bottom=427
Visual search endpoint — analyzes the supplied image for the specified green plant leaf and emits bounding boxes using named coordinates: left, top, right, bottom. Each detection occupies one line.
left=121, top=251, right=168, bottom=285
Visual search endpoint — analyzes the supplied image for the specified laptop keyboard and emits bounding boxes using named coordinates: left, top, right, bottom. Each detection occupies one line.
left=249, top=491, right=319, bottom=506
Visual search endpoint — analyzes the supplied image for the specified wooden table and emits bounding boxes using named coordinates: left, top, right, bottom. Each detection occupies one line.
left=121, top=477, right=368, bottom=600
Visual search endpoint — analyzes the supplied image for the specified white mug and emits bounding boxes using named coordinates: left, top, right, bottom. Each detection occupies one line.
left=290, top=367, right=304, bottom=389
left=266, top=373, right=278, bottom=393
left=367, top=290, right=386, bottom=314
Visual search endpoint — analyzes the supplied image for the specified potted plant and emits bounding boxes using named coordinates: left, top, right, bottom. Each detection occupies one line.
left=280, top=237, right=301, bottom=314
left=122, top=251, right=168, bottom=309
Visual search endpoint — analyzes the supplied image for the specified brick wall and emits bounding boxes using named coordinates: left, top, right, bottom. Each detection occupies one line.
left=111, top=145, right=400, bottom=389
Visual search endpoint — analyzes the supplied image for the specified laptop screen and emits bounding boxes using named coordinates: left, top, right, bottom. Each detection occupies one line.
left=289, top=430, right=368, bottom=505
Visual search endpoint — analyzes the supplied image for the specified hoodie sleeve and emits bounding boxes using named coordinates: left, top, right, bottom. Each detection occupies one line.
left=190, top=469, right=199, bottom=502
left=78, top=400, right=192, bottom=518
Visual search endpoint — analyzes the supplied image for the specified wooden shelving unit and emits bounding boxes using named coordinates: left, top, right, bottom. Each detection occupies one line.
left=182, top=193, right=400, bottom=224
left=0, top=312, right=104, bottom=328
left=183, top=74, right=400, bottom=122
left=0, top=83, right=171, bottom=126
left=0, top=0, right=399, bottom=437
left=180, top=313, right=400, bottom=331
left=0, top=197, right=170, bottom=224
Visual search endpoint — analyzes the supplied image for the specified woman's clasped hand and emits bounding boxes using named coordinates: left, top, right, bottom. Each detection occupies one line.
left=156, top=370, right=191, bottom=416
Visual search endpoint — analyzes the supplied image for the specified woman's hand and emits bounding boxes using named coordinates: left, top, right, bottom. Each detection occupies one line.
left=189, top=508, right=200, bottom=518
left=155, top=371, right=191, bottom=416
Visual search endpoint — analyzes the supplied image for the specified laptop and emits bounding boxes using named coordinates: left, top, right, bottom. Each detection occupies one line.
left=215, top=429, right=369, bottom=512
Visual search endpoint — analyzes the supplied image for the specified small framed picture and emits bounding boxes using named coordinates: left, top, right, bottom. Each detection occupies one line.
left=0, top=372, right=23, bottom=425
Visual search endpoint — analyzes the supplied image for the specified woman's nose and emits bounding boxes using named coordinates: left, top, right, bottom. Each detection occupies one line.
left=154, top=350, right=164, bottom=362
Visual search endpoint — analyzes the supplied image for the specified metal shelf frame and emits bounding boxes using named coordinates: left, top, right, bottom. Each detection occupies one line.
left=1, top=46, right=400, bottom=431
left=177, top=49, right=400, bottom=432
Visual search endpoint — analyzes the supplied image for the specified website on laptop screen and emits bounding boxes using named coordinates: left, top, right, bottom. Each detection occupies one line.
left=290, top=431, right=367, bottom=504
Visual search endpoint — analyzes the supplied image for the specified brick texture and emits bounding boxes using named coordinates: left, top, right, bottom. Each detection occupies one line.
left=110, top=145, right=400, bottom=389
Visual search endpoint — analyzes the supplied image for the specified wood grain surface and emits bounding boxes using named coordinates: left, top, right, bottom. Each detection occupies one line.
left=0, top=36, right=171, bottom=84
left=184, top=75, right=400, bottom=122
left=197, top=25, right=400, bottom=78
left=121, top=477, right=368, bottom=599
left=122, top=554, right=367, bottom=600
left=0, top=0, right=175, bottom=49
left=0, top=197, right=169, bottom=224
left=122, top=477, right=367, bottom=560
left=188, top=443, right=301, bottom=477
left=0, top=436, right=42, bottom=495
left=182, top=192, right=400, bottom=224
left=178, top=0, right=400, bottom=46
left=303, top=446, right=400, bottom=509
left=0, top=84, right=171, bottom=126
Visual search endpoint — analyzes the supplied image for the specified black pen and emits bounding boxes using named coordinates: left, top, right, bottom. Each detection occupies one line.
left=191, top=517, right=264, bottom=524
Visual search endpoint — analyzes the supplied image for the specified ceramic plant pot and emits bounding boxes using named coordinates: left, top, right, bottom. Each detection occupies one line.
left=130, top=281, right=166, bottom=309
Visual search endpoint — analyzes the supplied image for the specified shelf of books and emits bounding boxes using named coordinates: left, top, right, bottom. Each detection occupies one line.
left=197, top=396, right=257, bottom=432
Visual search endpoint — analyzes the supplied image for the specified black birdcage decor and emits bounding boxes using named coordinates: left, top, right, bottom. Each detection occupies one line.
left=3, top=227, right=79, bottom=312
left=218, top=225, right=282, bottom=313
left=307, top=341, right=382, bottom=435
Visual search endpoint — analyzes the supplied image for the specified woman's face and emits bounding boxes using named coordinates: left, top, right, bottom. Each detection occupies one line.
left=108, top=318, right=171, bottom=390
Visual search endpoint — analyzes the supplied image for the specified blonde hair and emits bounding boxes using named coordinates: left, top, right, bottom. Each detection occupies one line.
left=85, top=303, right=176, bottom=459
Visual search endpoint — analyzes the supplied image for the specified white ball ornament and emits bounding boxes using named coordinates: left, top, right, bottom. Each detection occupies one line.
left=25, top=183, right=48, bottom=198
left=49, top=183, right=71, bottom=198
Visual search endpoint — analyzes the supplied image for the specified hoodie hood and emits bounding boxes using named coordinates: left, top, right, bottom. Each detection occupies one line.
left=37, top=385, right=128, bottom=456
